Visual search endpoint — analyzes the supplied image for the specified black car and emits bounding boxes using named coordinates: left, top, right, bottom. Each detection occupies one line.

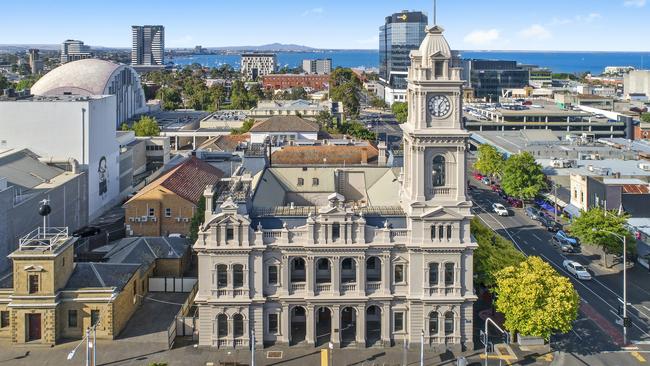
left=538, top=215, right=562, bottom=232
left=72, top=226, right=101, bottom=238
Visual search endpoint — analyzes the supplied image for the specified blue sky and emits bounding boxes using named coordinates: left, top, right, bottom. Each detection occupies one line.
left=1, top=0, right=647, bottom=51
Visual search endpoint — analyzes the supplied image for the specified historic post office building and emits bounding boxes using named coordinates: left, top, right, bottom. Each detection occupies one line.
left=194, top=24, right=476, bottom=351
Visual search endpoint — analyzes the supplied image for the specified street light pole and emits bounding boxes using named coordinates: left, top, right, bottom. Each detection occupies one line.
left=420, top=329, right=424, bottom=366
left=623, top=234, right=627, bottom=345
left=251, top=329, right=255, bottom=366
left=596, top=228, right=628, bottom=345
left=85, top=327, right=90, bottom=366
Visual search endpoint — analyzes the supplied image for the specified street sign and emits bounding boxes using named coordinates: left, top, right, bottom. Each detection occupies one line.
left=479, top=330, right=486, bottom=346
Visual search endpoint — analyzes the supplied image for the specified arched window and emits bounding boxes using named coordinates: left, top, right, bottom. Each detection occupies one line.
left=217, top=314, right=228, bottom=337
left=444, top=312, right=454, bottom=335
left=429, top=311, right=439, bottom=335
left=428, top=263, right=439, bottom=286
left=233, top=264, right=244, bottom=287
left=233, top=314, right=244, bottom=338
left=444, top=263, right=455, bottom=286
left=216, top=264, right=227, bottom=288
left=432, top=155, right=446, bottom=187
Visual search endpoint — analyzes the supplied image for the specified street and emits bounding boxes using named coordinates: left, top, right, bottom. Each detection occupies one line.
left=469, top=178, right=650, bottom=365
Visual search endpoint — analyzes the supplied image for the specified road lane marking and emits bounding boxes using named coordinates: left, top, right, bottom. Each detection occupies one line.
left=631, top=351, right=646, bottom=363
left=531, top=233, right=543, bottom=241
left=571, top=329, right=584, bottom=341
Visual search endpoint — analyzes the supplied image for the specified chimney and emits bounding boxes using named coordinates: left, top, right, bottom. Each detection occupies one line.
left=377, top=142, right=387, bottom=166
left=361, top=148, right=368, bottom=165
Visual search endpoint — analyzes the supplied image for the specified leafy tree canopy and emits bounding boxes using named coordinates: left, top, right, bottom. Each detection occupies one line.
left=231, top=119, right=256, bottom=135
left=495, top=256, right=579, bottom=340
left=329, top=68, right=362, bottom=118
left=569, top=207, right=635, bottom=260
left=189, top=196, right=206, bottom=243
left=500, top=152, right=546, bottom=200
left=391, top=102, right=408, bottom=123
left=131, top=116, right=160, bottom=137
left=474, top=144, right=505, bottom=178
left=471, top=218, right=525, bottom=287
left=641, top=113, right=650, bottom=123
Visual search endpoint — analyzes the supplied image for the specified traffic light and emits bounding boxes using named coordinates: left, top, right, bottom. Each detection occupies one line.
left=624, top=317, right=631, bottom=327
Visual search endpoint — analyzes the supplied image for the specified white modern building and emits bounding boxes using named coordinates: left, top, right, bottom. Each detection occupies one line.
left=30, top=59, right=147, bottom=127
left=60, top=39, right=93, bottom=64
left=132, top=25, right=165, bottom=67
left=241, top=54, right=277, bottom=81
left=248, top=116, right=319, bottom=144
left=624, top=70, right=650, bottom=100
left=194, top=24, right=476, bottom=351
left=0, top=95, right=121, bottom=221
left=302, top=59, right=332, bottom=75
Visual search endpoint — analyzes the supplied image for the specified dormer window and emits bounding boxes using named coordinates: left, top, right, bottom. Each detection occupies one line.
left=434, top=61, right=444, bottom=78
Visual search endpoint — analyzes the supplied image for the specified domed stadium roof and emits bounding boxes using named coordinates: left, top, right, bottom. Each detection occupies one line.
left=31, top=59, right=129, bottom=96
left=417, top=25, right=452, bottom=68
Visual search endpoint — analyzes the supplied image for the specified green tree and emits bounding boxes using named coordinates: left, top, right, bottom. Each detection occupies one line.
left=336, top=121, right=376, bottom=141
left=641, top=113, right=650, bottom=123
left=0, top=74, right=10, bottom=90
left=569, top=207, right=635, bottom=267
left=156, top=87, right=182, bottom=110
left=500, top=152, right=546, bottom=200
left=120, top=122, right=129, bottom=131
left=391, top=102, right=408, bottom=123
left=131, top=116, right=160, bottom=137
left=230, top=80, right=255, bottom=110
left=15, top=75, right=40, bottom=91
left=494, top=256, right=579, bottom=341
left=474, top=144, right=505, bottom=178
left=370, top=96, right=388, bottom=109
left=189, top=196, right=206, bottom=243
left=316, top=111, right=334, bottom=128
left=231, top=119, right=256, bottom=135
left=471, top=218, right=525, bottom=287
left=329, top=68, right=362, bottom=118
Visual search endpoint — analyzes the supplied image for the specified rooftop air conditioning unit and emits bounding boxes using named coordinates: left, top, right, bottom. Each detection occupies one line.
left=183, top=218, right=190, bottom=223
left=151, top=217, right=157, bottom=222
left=639, top=163, right=650, bottom=171
left=129, top=217, right=135, bottom=222
left=141, top=216, right=148, bottom=222
left=135, top=217, right=141, bottom=222
left=176, top=217, right=182, bottom=222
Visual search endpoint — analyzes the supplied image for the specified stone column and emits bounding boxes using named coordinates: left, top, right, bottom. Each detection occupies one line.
left=306, top=256, right=315, bottom=296
left=306, top=304, right=315, bottom=345
left=345, top=222, right=352, bottom=244
left=331, top=305, right=341, bottom=348
left=281, top=304, right=290, bottom=345
left=381, top=254, right=391, bottom=294
left=416, top=147, right=426, bottom=201
left=281, top=256, right=290, bottom=296
left=381, top=304, right=391, bottom=346
left=331, top=256, right=340, bottom=296
left=357, top=256, right=366, bottom=295
left=356, top=305, right=366, bottom=346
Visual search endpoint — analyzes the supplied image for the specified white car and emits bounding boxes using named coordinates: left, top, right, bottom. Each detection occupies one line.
left=563, top=260, right=592, bottom=280
left=492, top=203, right=509, bottom=216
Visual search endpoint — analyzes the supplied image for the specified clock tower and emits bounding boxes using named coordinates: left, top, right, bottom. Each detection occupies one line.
left=399, top=24, right=476, bottom=351
left=400, top=24, right=470, bottom=213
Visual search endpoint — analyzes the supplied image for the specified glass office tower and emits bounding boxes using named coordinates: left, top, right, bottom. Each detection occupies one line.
left=379, top=11, right=428, bottom=90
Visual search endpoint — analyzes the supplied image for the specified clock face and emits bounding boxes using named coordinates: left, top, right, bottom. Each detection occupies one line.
left=428, top=95, right=452, bottom=118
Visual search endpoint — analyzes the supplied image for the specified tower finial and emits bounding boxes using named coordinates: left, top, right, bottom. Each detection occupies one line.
left=433, top=0, right=437, bottom=26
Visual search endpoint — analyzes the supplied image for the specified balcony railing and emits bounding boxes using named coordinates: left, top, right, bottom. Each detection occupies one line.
left=315, top=283, right=331, bottom=293
left=341, top=283, right=356, bottom=293
left=213, top=288, right=249, bottom=298
left=290, top=282, right=305, bottom=293
left=428, top=187, right=455, bottom=197
left=426, top=286, right=459, bottom=296
left=366, top=281, right=381, bottom=294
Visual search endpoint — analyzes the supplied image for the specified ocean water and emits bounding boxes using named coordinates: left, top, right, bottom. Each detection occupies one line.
left=171, top=50, right=650, bottom=74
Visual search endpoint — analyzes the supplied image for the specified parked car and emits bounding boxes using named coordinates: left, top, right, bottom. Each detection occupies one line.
left=506, top=197, right=523, bottom=208
left=72, top=226, right=101, bottom=238
left=563, top=260, right=592, bottom=280
left=525, top=207, right=541, bottom=220
left=481, top=177, right=491, bottom=185
left=538, top=215, right=562, bottom=232
left=492, top=203, right=510, bottom=216
left=491, top=184, right=501, bottom=192
left=552, top=231, right=581, bottom=253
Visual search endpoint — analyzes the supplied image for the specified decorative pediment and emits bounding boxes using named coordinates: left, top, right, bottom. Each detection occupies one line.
left=264, top=257, right=281, bottom=265
left=204, top=211, right=250, bottom=227
left=220, top=196, right=238, bottom=210
left=420, top=206, right=465, bottom=220
left=392, top=255, right=408, bottom=264
left=23, top=265, right=45, bottom=272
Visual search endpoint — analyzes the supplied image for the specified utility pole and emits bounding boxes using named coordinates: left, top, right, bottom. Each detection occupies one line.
left=85, top=327, right=90, bottom=366
left=251, top=329, right=255, bottom=366
left=93, top=326, right=96, bottom=366
left=623, top=234, right=628, bottom=345
left=420, top=330, right=424, bottom=366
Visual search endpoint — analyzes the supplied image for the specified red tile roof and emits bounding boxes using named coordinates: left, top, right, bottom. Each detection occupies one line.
left=622, top=184, right=650, bottom=194
left=127, top=157, right=223, bottom=204
left=249, top=116, right=319, bottom=133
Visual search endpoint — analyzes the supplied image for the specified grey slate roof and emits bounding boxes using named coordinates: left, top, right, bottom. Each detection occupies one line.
left=0, top=149, right=64, bottom=189
left=65, top=262, right=140, bottom=291
left=103, top=237, right=190, bottom=265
